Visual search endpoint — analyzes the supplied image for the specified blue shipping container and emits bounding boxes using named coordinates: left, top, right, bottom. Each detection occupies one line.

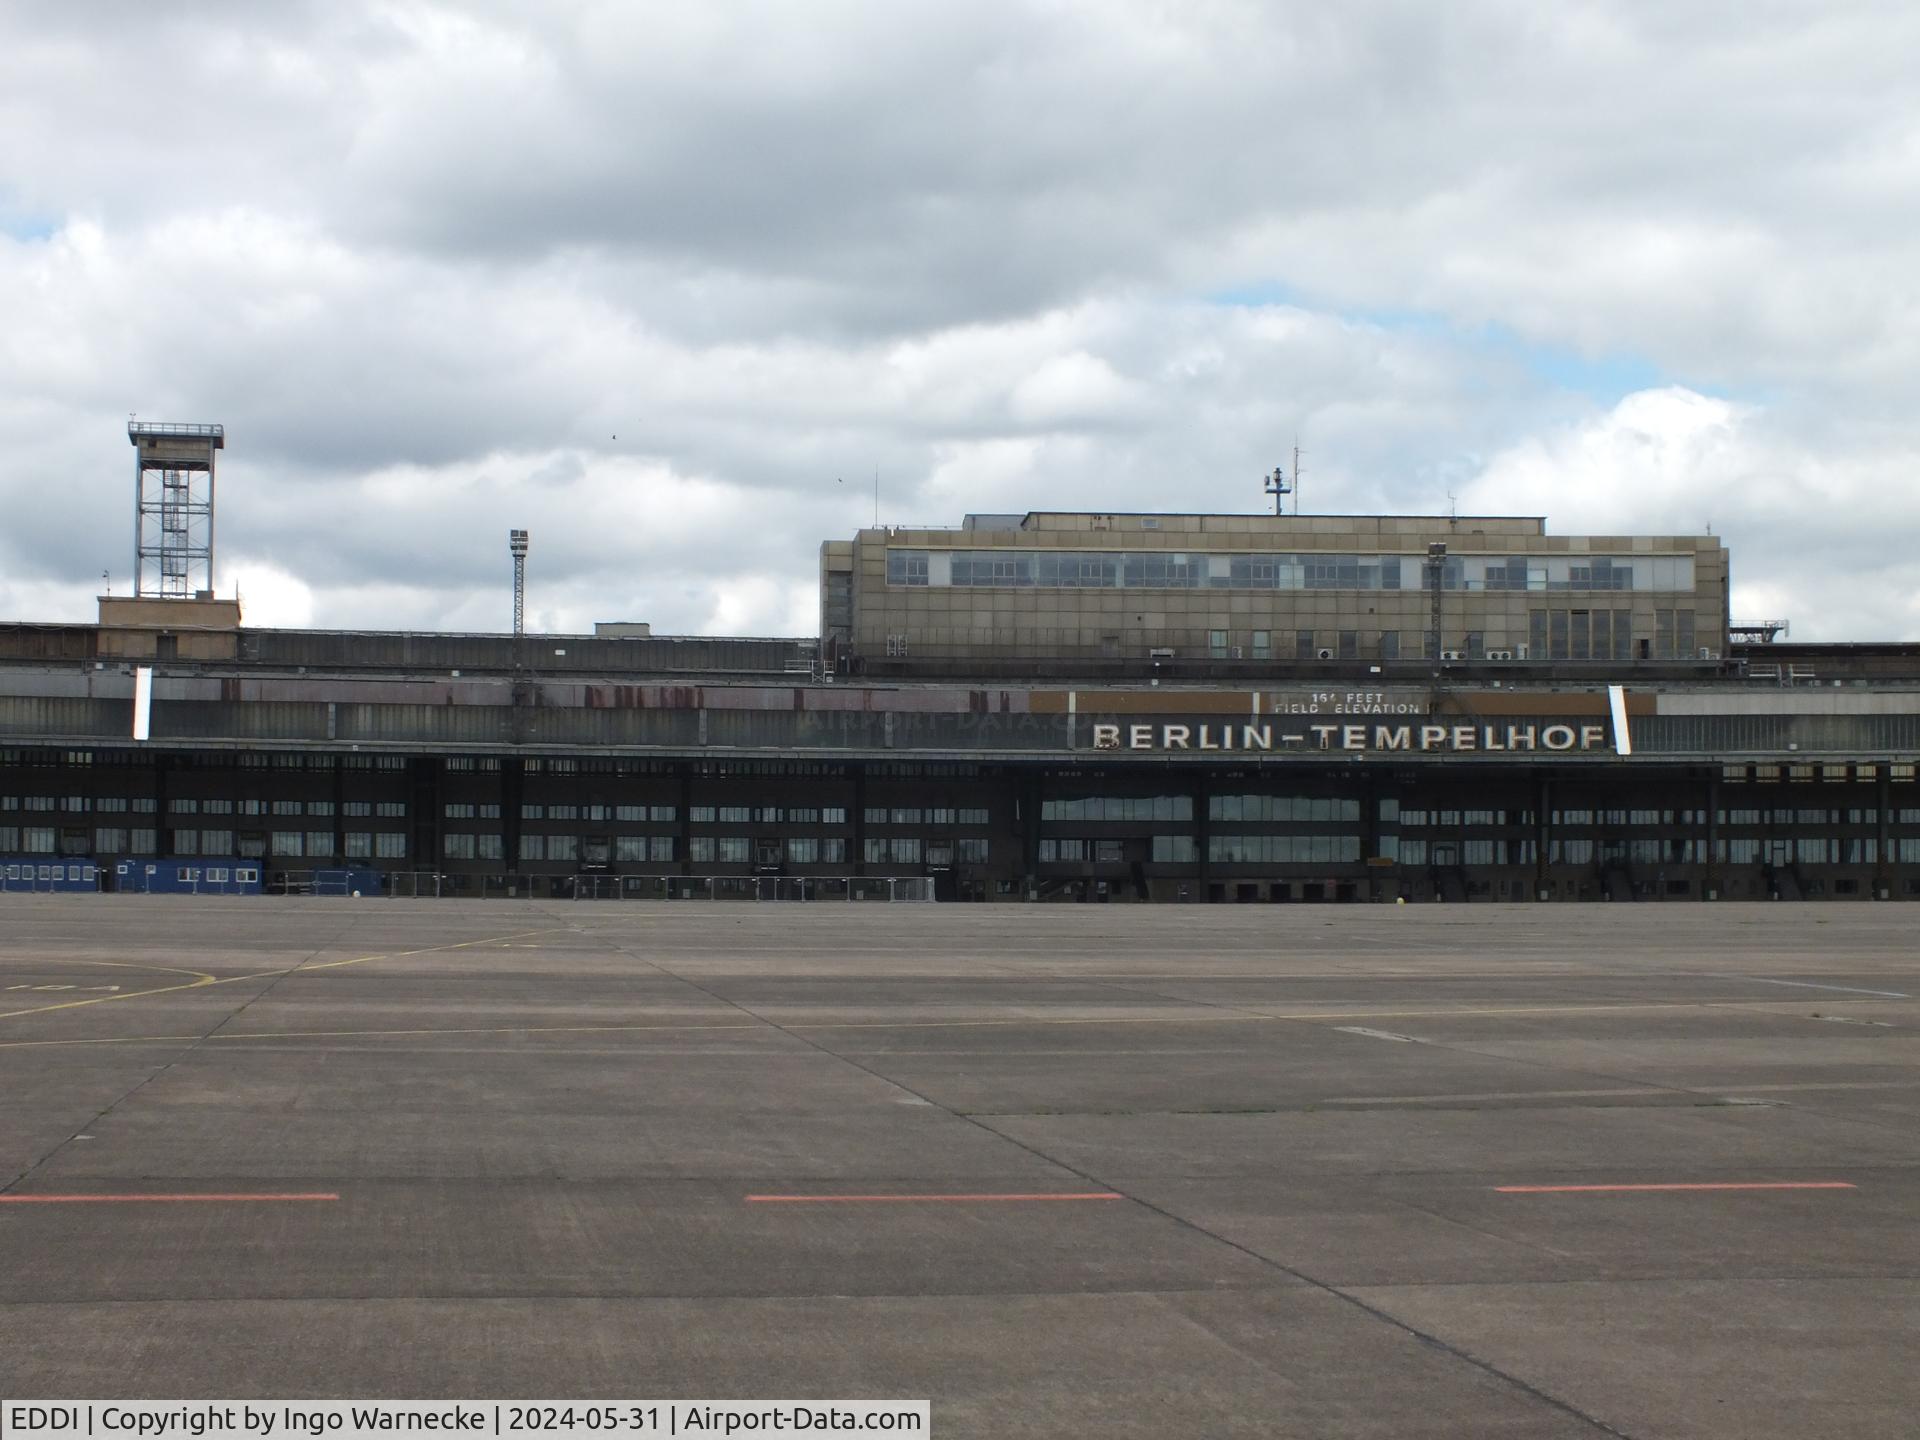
left=114, top=858, right=263, bottom=895
left=0, top=858, right=99, bottom=892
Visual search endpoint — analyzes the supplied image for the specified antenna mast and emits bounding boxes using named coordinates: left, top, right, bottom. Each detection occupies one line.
left=1292, top=438, right=1303, bottom=514
left=1262, top=464, right=1292, bottom=515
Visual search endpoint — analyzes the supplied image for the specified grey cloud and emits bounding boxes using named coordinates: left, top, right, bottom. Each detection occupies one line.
left=1, top=2, right=1917, bottom=638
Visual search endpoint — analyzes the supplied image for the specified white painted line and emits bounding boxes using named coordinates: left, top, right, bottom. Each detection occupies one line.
left=1740, top=977, right=1910, bottom=999
left=1334, top=1025, right=1417, bottom=1043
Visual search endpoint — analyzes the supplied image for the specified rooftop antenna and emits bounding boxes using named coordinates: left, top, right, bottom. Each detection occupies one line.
left=1446, top=489, right=1457, bottom=523
left=1262, top=463, right=1291, bottom=515
left=1293, top=437, right=1303, bottom=514
left=874, top=466, right=880, bottom=528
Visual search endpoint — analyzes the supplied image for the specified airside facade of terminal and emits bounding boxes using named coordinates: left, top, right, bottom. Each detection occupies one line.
left=6, top=459, right=1920, bottom=902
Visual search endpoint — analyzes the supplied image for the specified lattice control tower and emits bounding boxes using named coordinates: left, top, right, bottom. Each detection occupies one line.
left=129, top=420, right=223, bottom=597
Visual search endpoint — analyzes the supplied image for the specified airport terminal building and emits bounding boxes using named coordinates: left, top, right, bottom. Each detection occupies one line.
left=4, top=498, right=1919, bottom=903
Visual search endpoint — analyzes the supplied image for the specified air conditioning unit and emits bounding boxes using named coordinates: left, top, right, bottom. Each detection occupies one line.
left=1231, top=646, right=1243, bottom=659
left=1316, top=648, right=1334, bottom=661
left=1698, top=647, right=1720, bottom=660
left=1148, top=647, right=1175, bottom=659
left=1486, top=649, right=1514, bottom=661
left=1514, top=643, right=1530, bottom=660
left=1440, top=649, right=1465, bottom=661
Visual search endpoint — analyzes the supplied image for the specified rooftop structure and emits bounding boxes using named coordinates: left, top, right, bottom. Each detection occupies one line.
left=129, top=420, right=224, bottom=600
left=821, top=511, right=1730, bottom=676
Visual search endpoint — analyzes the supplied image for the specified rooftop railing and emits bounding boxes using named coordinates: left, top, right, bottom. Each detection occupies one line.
left=128, top=421, right=224, bottom=441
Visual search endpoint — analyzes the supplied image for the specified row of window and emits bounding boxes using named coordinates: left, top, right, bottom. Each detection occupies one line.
left=495, top=835, right=997, bottom=865
left=6, top=827, right=159, bottom=855
left=0, top=797, right=407, bottom=818
left=1400, top=809, right=1534, bottom=827
left=1039, top=835, right=1366, bottom=864
left=1044, top=796, right=1191, bottom=822
left=1729, top=763, right=1917, bottom=782
left=446, top=805, right=999, bottom=826
left=517, top=803, right=681, bottom=821
left=861, top=807, right=989, bottom=826
left=1398, top=839, right=1540, bottom=865
left=1042, top=797, right=1366, bottom=823
left=886, top=549, right=1696, bottom=593
left=0, top=753, right=413, bottom=772
left=3, top=862, right=96, bottom=880
left=0, top=827, right=409, bottom=859
left=1213, top=796, right=1362, bottom=823
left=275, top=833, right=409, bottom=858
left=0, top=753, right=412, bottom=773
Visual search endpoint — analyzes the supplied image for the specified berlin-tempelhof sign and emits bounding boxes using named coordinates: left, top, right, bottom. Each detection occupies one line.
left=1089, top=721, right=1615, bottom=754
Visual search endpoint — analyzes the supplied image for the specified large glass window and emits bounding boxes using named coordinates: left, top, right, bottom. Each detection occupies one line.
left=890, top=547, right=1690, bottom=593
left=1208, top=795, right=1361, bottom=823
left=1206, top=835, right=1361, bottom=864
left=886, top=551, right=929, bottom=585
left=1043, top=796, right=1191, bottom=822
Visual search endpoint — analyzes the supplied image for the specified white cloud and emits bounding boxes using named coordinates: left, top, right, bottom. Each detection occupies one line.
left=0, top=2, right=1917, bottom=638
left=1462, top=387, right=1920, bottom=639
left=229, top=562, right=315, bottom=629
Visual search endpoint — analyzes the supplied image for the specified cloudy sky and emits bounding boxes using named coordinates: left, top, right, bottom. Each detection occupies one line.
left=2, top=0, right=1916, bottom=639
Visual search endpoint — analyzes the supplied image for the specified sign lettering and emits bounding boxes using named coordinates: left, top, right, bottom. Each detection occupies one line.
left=1089, top=721, right=1611, bottom=754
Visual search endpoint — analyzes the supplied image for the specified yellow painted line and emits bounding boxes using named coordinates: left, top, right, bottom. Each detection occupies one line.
left=0, top=1021, right=765, bottom=1049
left=0, top=967, right=219, bottom=1021
left=0, top=997, right=1791, bottom=1050
left=0, top=927, right=567, bottom=1025
left=785, top=1001, right=1741, bottom=1032
left=298, top=926, right=567, bottom=972
left=0, top=1032, right=205, bottom=1050
left=0, top=959, right=228, bottom=982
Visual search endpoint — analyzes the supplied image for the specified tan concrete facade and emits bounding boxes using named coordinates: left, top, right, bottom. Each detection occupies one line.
left=95, top=596, right=242, bottom=661
left=822, top=512, right=1729, bottom=666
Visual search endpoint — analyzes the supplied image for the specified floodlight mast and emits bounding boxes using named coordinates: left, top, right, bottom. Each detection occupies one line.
left=509, top=529, right=529, bottom=638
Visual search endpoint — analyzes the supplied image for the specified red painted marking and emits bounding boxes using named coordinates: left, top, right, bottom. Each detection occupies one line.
left=1495, top=1182, right=1854, bottom=1194
left=0, top=1193, right=339, bottom=1204
left=745, top=1192, right=1125, bottom=1204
